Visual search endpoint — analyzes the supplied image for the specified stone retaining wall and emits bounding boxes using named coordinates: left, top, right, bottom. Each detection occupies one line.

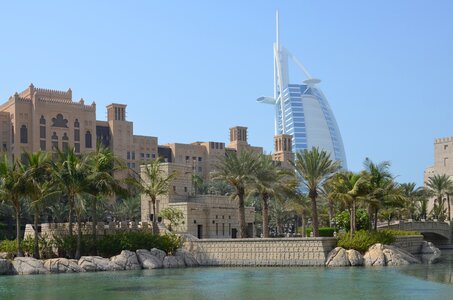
left=392, top=235, right=425, bottom=254
left=185, top=237, right=337, bottom=266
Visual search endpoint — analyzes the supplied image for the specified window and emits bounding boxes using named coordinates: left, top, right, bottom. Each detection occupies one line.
left=40, top=126, right=46, bottom=139
left=216, top=223, right=218, bottom=235
left=131, top=163, right=136, bottom=168
left=444, top=157, right=448, bottom=167
left=20, top=125, right=27, bottom=144
left=141, top=153, right=145, bottom=158
left=74, top=119, right=80, bottom=128
left=198, top=166, right=202, bottom=172
left=74, top=129, right=80, bottom=142
left=131, top=152, right=135, bottom=160
left=146, top=153, right=150, bottom=158
left=222, top=223, right=225, bottom=236
left=75, top=143, right=80, bottom=153
left=184, top=187, right=187, bottom=192
left=39, top=116, right=46, bottom=125
left=127, top=151, right=131, bottom=160
left=173, top=186, right=176, bottom=192
left=152, top=153, right=156, bottom=159
left=52, top=114, right=68, bottom=128
left=40, top=140, right=46, bottom=151
left=62, top=133, right=69, bottom=151
left=85, top=131, right=92, bottom=148
left=198, top=157, right=202, bottom=162
left=185, top=156, right=189, bottom=161
left=11, top=126, right=14, bottom=144
left=445, top=145, right=448, bottom=150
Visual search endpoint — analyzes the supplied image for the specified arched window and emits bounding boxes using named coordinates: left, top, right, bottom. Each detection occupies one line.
left=62, top=133, right=69, bottom=151
left=40, top=115, right=46, bottom=125
left=85, top=131, right=92, bottom=148
left=74, top=119, right=79, bottom=128
left=20, top=125, right=28, bottom=144
left=51, top=132, right=58, bottom=150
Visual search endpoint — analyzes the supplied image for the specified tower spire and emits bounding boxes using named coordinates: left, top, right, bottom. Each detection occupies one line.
left=276, top=10, right=279, bottom=52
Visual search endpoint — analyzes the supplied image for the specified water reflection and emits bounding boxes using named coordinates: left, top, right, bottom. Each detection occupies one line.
left=400, top=250, right=453, bottom=285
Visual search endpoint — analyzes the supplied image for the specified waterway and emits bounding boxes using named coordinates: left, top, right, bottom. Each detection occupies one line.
left=0, top=251, right=452, bottom=300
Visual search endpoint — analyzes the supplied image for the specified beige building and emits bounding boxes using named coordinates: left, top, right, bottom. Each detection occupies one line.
left=1, top=84, right=294, bottom=238
left=424, top=136, right=453, bottom=216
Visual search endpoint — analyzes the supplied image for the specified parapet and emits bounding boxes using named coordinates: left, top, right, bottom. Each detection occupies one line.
left=435, top=137, right=453, bottom=144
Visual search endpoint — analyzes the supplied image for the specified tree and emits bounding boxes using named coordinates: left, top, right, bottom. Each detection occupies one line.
left=212, top=150, right=260, bottom=238
left=250, top=154, right=294, bottom=238
left=53, top=147, right=91, bottom=258
left=363, top=158, right=404, bottom=230
left=426, top=174, right=453, bottom=221
left=86, top=143, right=125, bottom=249
left=159, top=207, right=184, bottom=231
left=400, top=183, right=424, bottom=220
left=22, top=151, right=59, bottom=258
left=286, top=193, right=311, bottom=237
left=0, top=154, right=28, bottom=256
left=291, top=147, right=341, bottom=237
left=328, top=171, right=369, bottom=236
left=138, top=158, right=177, bottom=235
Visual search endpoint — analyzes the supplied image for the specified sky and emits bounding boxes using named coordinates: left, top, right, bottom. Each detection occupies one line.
left=1, top=1, right=452, bottom=186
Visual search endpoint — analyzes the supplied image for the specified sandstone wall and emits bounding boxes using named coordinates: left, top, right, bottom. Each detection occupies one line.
left=392, top=235, right=425, bottom=254
left=185, top=237, right=337, bottom=266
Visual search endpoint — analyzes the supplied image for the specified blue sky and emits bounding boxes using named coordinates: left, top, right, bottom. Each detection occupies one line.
left=1, top=1, right=452, bottom=186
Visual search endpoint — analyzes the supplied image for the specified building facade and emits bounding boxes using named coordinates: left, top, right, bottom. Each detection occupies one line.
left=424, top=136, right=453, bottom=215
left=257, top=12, right=347, bottom=168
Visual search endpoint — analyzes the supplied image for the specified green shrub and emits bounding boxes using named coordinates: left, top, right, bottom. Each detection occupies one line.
left=379, top=229, right=419, bottom=236
left=0, top=239, right=17, bottom=257
left=337, top=230, right=395, bottom=253
left=1, top=236, right=57, bottom=259
left=54, top=231, right=182, bottom=258
left=334, top=209, right=370, bottom=231
left=306, top=227, right=336, bottom=237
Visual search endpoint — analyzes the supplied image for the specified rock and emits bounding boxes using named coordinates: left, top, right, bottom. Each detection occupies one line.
left=382, top=245, right=420, bottom=266
left=325, top=247, right=350, bottom=267
left=110, top=250, right=141, bottom=270
left=363, top=244, right=386, bottom=266
left=420, top=241, right=441, bottom=264
left=0, top=252, right=10, bottom=259
left=12, top=257, right=49, bottom=275
left=136, top=249, right=162, bottom=269
left=163, top=255, right=185, bottom=268
left=175, top=249, right=199, bottom=267
left=0, top=259, right=12, bottom=275
left=44, top=258, right=83, bottom=273
left=150, top=248, right=166, bottom=262
left=78, top=256, right=120, bottom=272
left=346, top=249, right=364, bottom=266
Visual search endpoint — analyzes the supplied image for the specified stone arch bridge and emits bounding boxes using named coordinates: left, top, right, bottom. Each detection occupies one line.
left=379, top=221, right=452, bottom=246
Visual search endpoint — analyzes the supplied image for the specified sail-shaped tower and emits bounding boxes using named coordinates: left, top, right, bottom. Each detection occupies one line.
left=257, top=11, right=347, bottom=168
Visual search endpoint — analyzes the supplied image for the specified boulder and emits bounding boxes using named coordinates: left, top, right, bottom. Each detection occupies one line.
left=382, top=245, right=420, bottom=266
left=0, top=258, right=12, bottom=275
left=175, top=249, right=198, bottom=267
left=0, top=252, right=10, bottom=259
left=326, top=247, right=350, bottom=267
left=78, top=256, right=120, bottom=272
left=163, top=255, right=185, bottom=268
left=150, top=248, right=166, bottom=262
left=12, top=257, right=49, bottom=275
left=136, top=249, right=162, bottom=269
left=363, top=244, right=386, bottom=266
left=420, top=241, right=441, bottom=264
left=44, top=258, right=83, bottom=273
left=346, top=249, right=364, bottom=266
left=110, top=250, right=141, bottom=270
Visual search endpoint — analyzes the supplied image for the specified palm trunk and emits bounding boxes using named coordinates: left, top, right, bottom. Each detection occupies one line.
left=75, top=212, right=82, bottom=259
left=301, top=213, right=306, bottom=237
left=367, top=205, right=373, bottom=231
left=447, top=194, right=451, bottom=221
left=374, top=208, right=378, bottom=231
left=68, top=197, right=73, bottom=237
left=15, top=206, right=23, bottom=257
left=238, top=190, right=246, bottom=238
left=33, top=213, right=40, bottom=259
left=310, top=193, right=319, bottom=237
left=351, top=198, right=356, bottom=237
left=262, top=194, right=269, bottom=238
left=152, top=198, right=159, bottom=235
left=328, top=199, right=334, bottom=227
left=92, top=196, right=98, bottom=254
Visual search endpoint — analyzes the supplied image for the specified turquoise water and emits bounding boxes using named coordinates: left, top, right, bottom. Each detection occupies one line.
left=1, top=253, right=453, bottom=300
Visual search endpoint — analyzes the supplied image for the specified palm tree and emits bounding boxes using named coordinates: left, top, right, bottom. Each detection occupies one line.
left=291, top=147, right=341, bottom=237
left=250, top=154, right=295, bottom=238
left=22, top=151, right=60, bottom=258
left=286, top=192, right=311, bottom=237
left=86, top=143, right=125, bottom=248
left=363, top=158, right=403, bottom=230
left=328, top=171, right=369, bottom=236
left=0, top=154, right=28, bottom=256
left=138, top=158, right=177, bottom=235
left=400, top=183, right=424, bottom=220
left=426, top=174, right=453, bottom=221
left=212, top=150, right=260, bottom=238
left=53, top=147, right=91, bottom=258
